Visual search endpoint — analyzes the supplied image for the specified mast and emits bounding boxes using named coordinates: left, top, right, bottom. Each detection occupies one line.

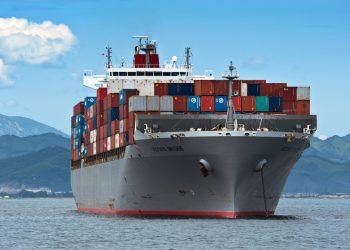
left=184, top=47, right=191, bottom=76
left=106, top=46, right=112, bottom=69
left=222, top=61, right=240, bottom=130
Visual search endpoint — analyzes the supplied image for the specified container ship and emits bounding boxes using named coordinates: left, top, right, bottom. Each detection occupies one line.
left=71, top=36, right=317, bottom=218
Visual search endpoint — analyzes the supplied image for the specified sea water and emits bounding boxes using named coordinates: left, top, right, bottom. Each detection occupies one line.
left=0, top=198, right=349, bottom=249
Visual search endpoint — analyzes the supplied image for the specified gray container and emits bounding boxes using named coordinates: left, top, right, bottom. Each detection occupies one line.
left=297, top=87, right=310, bottom=100
left=160, top=96, right=173, bottom=111
left=129, top=96, right=146, bottom=112
left=147, top=96, right=160, bottom=111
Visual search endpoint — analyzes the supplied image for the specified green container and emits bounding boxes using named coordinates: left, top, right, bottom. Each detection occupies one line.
left=255, top=96, right=269, bottom=112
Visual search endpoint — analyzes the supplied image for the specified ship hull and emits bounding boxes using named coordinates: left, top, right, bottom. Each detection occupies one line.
left=71, top=133, right=309, bottom=218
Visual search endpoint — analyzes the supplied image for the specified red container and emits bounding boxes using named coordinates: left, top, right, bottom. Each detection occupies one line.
left=103, top=110, right=108, bottom=125
left=260, top=84, right=272, bottom=96
left=283, top=101, right=297, bottom=114
left=296, top=101, right=310, bottom=115
left=232, top=80, right=241, bottom=96
left=111, top=120, right=119, bottom=134
left=103, top=124, right=108, bottom=139
left=173, top=96, right=187, bottom=112
left=97, top=113, right=104, bottom=127
left=97, top=87, right=107, bottom=101
left=73, top=102, right=84, bottom=116
left=103, top=138, right=108, bottom=152
left=99, top=126, right=104, bottom=140
left=270, top=83, right=287, bottom=96
left=84, top=108, right=91, bottom=120
left=104, top=93, right=120, bottom=110
left=194, top=80, right=215, bottom=96
left=214, top=80, right=228, bottom=95
left=243, top=80, right=266, bottom=84
left=128, top=129, right=135, bottom=144
left=71, top=116, right=76, bottom=128
left=93, top=104, right=97, bottom=117
left=129, top=112, right=136, bottom=130
left=111, top=134, right=115, bottom=149
left=98, top=140, right=103, bottom=154
left=200, top=96, right=214, bottom=112
left=154, top=83, right=168, bottom=96
left=134, top=54, right=146, bottom=68
left=241, top=96, right=256, bottom=112
left=232, top=96, right=242, bottom=112
left=84, top=132, right=90, bottom=145
left=96, top=100, right=104, bottom=114
left=119, top=133, right=125, bottom=147
left=119, top=104, right=129, bottom=120
left=87, top=119, right=93, bottom=132
left=282, top=87, right=297, bottom=101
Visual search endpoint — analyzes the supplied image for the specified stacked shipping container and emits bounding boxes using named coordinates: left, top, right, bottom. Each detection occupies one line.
left=71, top=80, right=311, bottom=162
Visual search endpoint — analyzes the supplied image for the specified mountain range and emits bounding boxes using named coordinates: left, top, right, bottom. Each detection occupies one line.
left=0, top=113, right=349, bottom=194
left=0, top=114, right=68, bottom=137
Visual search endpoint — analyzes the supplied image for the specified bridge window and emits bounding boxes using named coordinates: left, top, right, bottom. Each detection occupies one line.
left=163, top=72, right=171, bottom=76
left=137, top=71, right=145, bottom=76
left=112, top=72, right=118, bottom=76
left=180, top=72, right=186, bottom=76
left=119, top=72, right=127, bottom=76
left=171, top=72, right=180, bottom=76
left=146, top=72, right=153, bottom=76
left=154, top=71, right=162, bottom=76
left=128, top=72, right=136, bottom=76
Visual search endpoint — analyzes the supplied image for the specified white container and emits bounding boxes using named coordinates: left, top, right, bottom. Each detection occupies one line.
left=115, top=133, right=120, bottom=149
left=297, top=87, right=310, bottom=100
left=107, top=137, right=111, bottom=151
left=160, top=96, right=173, bottom=111
left=129, top=96, right=147, bottom=112
left=119, top=120, right=124, bottom=133
left=93, top=142, right=97, bottom=155
left=147, top=96, right=160, bottom=111
left=241, top=83, right=248, bottom=96
left=135, top=82, right=154, bottom=96
left=160, top=111, right=173, bottom=115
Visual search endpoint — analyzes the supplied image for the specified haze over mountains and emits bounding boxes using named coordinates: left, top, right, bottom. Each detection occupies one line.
left=0, top=114, right=67, bottom=138
left=0, top=114, right=349, bottom=194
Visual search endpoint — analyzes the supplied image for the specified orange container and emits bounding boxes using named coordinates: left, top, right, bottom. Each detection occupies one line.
left=241, top=96, right=256, bottom=112
left=200, top=96, right=214, bottom=112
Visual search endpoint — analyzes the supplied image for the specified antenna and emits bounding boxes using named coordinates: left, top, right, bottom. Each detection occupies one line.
left=184, top=47, right=191, bottom=69
left=222, top=61, right=240, bottom=131
left=105, top=45, right=112, bottom=69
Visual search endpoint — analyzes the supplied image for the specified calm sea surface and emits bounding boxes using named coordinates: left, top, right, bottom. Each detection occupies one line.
left=0, top=198, right=349, bottom=249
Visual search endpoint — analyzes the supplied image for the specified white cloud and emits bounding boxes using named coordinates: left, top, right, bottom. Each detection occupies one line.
left=0, top=17, right=76, bottom=64
left=244, top=56, right=269, bottom=70
left=0, top=58, right=12, bottom=86
left=0, top=99, right=17, bottom=108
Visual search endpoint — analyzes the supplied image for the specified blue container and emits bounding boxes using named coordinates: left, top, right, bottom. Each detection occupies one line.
left=75, top=114, right=85, bottom=126
left=107, top=107, right=120, bottom=123
left=248, top=84, right=260, bottom=96
left=187, top=96, right=200, bottom=111
left=84, top=97, right=97, bottom=110
left=120, top=89, right=138, bottom=105
left=93, top=116, right=97, bottom=130
left=269, top=96, right=283, bottom=112
left=214, top=96, right=227, bottom=112
left=74, top=124, right=86, bottom=138
left=168, top=83, right=194, bottom=96
left=74, top=138, right=81, bottom=149
left=83, top=146, right=88, bottom=158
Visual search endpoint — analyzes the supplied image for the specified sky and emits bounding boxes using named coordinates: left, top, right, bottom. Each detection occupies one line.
left=0, top=0, right=349, bottom=139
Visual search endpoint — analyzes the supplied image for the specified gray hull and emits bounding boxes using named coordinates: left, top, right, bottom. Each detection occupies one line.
left=71, top=129, right=311, bottom=218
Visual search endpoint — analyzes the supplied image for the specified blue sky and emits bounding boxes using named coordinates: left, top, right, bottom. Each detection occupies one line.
left=0, top=0, right=349, bottom=138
